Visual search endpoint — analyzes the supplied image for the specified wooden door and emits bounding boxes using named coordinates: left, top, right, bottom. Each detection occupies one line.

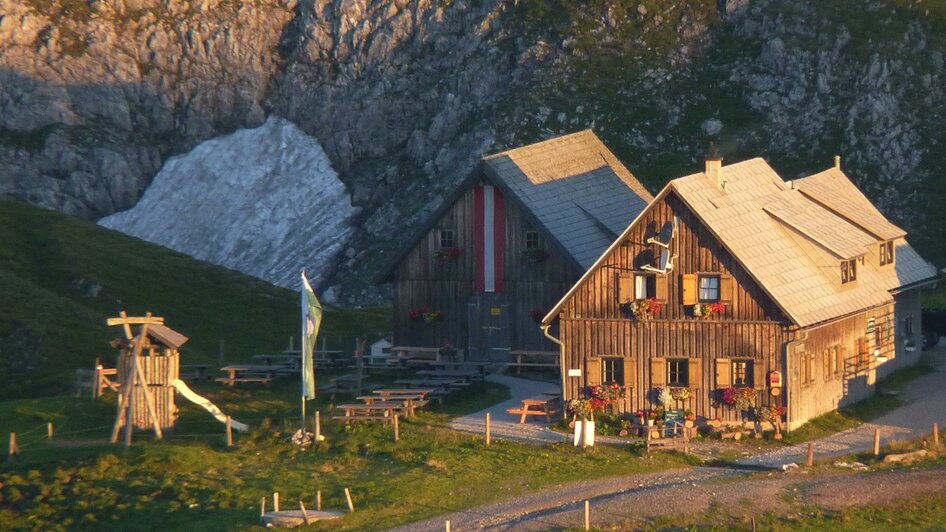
left=467, top=293, right=511, bottom=362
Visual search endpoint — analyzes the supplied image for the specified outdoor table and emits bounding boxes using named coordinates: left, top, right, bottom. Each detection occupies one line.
left=333, top=402, right=407, bottom=423
left=506, top=396, right=559, bottom=424
left=415, top=369, right=483, bottom=382
left=181, top=364, right=212, bottom=382
left=217, top=365, right=280, bottom=386
left=356, top=394, right=427, bottom=416
left=372, top=388, right=436, bottom=398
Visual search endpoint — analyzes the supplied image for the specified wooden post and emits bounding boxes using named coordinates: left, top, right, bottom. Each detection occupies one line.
left=485, top=412, right=491, bottom=446
left=226, top=416, right=233, bottom=447
left=315, top=411, right=321, bottom=441
left=134, top=349, right=164, bottom=439
left=8, top=432, right=18, bottom=459
left=445, top=520, right=451, bottom=532
left=394, top=414, right=400, bottom=442
left=299, top=501, right=310, bottom=525
left=934, top=422, right=940, bottom=448
left=273, top=492, right=279, bottom=512
left=317, top=490, right=322, bottom=511
left=873, top=428, right=880, bottom=456
left=345, top=487, right=355, bottom=512
left=584, top=499, right=590, bottom=530
left=751, top=516, right=757, bottom=532
left=47, top=422, right=53, bottom=441
left=260, top=497, right=266, bottom=522
left=806, top=442, right=814, bottom=467
left=92, top=357, right=101, bottom=399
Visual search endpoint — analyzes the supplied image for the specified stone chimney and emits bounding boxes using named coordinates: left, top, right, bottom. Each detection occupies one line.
left=705, top=143, right=724, bottom=190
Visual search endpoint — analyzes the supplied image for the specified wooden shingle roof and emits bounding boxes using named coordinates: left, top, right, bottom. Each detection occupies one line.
left=545, top=157, right=937, bottom=328
left=376, top=130, right=652, bottom=281
left=481, top=130, right=653, bottom=269
left=670, top=158, right=936, bottom=327
left=148, top=324, right=188, bottom=349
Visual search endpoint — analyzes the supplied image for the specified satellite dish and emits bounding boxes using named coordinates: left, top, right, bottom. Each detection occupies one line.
left=642, top=249, right=676, bottom=273
left=647, top=219, right=677, bottom=249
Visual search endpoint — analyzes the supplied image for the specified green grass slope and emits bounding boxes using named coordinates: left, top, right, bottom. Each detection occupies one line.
left=0, top=199, right=390, bottom=400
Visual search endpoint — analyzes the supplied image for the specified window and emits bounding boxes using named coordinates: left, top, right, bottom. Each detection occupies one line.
left=698, top=275, right=720, bottom=302
left=800, top=352, right=816, bottom=385
left=439, top=229, right=455, bottom=248
left=879, top=240, right=895, bottom=266
left=732, top=359, right=753, bottom=387
left=841, top=259, right=857, bottom=284
left=904, top=314, right=914, bottom=336
left=602, top=357, right=624, bottom=384
left=668, top=358, right=689, bottom=386
left=635, top=273, right=656, bottom=299
left=525, top=230, right=540, bottom=250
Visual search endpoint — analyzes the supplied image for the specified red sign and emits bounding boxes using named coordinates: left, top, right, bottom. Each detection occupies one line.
left=768, top=371, right=782, bottom=388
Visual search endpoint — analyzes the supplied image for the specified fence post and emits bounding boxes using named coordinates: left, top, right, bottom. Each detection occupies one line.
left=345, top=487, right=355, bottom=512
left=315, top=411, right=321, bottom=441
left=394, top=414, right=400, bottom=442
left=445, top=520, right=451, bottom=532
left=47, top=422, right=53, bottom=441
left=317, top=490, right=322, bottom=511
left=273, top=492, right=279, bottom=512
left=806, top=442, right=814, bottom=467
left=226, top=416, right=233, bottom=447
left=584, top=499, right=590, bottom=530
left=260, top=497, right=266, bottom=522
left=485, top=412, right=491, bottom=446
left=8, top=432, right=18, bottom=459
left=934, top=422, right=939, bottom=448
left=873, top=428, right=880, bottom=456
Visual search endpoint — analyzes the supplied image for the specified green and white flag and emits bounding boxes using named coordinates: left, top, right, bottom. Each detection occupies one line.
left=301, top=271, right=322, bottom=400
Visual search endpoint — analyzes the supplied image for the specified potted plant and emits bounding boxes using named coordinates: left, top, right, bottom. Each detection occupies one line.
left=670, top=387, right=692, bottom=402
left=629, top=297, right=663, bottom=320
left=645, top=410, right=658, bottom=427
left=721, top=386, right=756, bottom=418
left=433, top=246, right=461, bottom=263
left=566, top=398, right=596, bottom=447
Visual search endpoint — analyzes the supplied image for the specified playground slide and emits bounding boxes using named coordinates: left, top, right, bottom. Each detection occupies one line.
left=171, top=379, right=249, bottom=432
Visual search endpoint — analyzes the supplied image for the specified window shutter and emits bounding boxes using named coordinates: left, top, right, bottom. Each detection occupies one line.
left=753, top=360, right=766, bottom=389
left=823, top=349, right=830, bottom=381
left=687, top=358, right=701, bottom=389
left=839, top=347, right=847, bottom=374
left=720, top=274, right=733, bottom=302
left=655, top=274, right=668, bottom=302
left=586, top=358, right=601, bottom=386
left=650, top=358, right=666, bottom=387
left=715, top=358, right=731, bottom=388
left=616, top=272, right=634, bottom=304
left=622, top=357, right=635, bottom=389
left=682, top=274, right=697, bottom=305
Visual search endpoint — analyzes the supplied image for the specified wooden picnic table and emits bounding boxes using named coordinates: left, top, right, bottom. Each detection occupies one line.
left=393, top=378, right=460, bottom=392
left=334, top=401, right=418, bottom=422
left=217, top=365, right=281, bottom=386
left=506, top=395, right=560, bottom=424
left=372, top=388, right=436, bottom=398
left=508, top=350, right=559, bottom=375
left=427, top=361, right=492, bottom=374
left=180, top=364, right=212, bottom=382
left=356, top=394, right=428, bottom=416
left=415, top=369, right=483, bottom=382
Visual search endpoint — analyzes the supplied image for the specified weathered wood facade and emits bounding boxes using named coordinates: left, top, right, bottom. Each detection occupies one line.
left=547, top=157, right=937, bottom=430
left=378, top=130, right=654, bottom=361
left=391, top=179, right=576, bottom=359
left=556, top=191, right=790, bottom=422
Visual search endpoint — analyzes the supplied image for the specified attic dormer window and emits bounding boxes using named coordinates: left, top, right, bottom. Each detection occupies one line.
left=841, top=259, right=857, bottom=284
left=879, top=240, right=895, bottom=266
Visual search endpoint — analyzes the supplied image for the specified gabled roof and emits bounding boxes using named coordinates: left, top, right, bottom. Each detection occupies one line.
left=376, top=130, right=652, bottom=282
left=545, top=157, right=937, bottom=328
left=148, top=324, right=188, bottom=349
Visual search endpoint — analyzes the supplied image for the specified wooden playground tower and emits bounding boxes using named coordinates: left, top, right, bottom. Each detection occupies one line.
left=108, top=311, right=188, bottom=444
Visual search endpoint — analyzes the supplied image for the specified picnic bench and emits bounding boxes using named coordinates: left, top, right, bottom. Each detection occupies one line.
left=180, top=364, right=212, bottom=382
left=506, top=396, right=560, bottom=424
left=508, top=350, right=559, bottom=375
left=415, top=369, right=483, bottom=382
left=216, top=365, right=280, bottom=386
left=356, top=394, right=429, bottom=416
left=333, top=401, right=416, bottom=423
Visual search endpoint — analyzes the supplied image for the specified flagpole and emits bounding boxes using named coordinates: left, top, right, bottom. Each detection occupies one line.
left=301, top=269, right=307, bottom=433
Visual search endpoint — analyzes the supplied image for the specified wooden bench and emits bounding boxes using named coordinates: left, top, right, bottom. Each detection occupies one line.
left=181, top=364, right=212, bottom=382
left=215, top=376, right=273, bottom=386
left=218, top=365, right=281, bottom=386
left=508, top=350, right=559, bottom=375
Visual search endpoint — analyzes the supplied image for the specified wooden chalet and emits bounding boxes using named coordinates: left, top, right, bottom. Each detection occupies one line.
left=543, top=156, right=938, bottom=429
left=376, top=130, right=653, bottom=361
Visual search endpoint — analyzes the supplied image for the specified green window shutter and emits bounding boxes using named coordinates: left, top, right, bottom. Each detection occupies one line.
left=650, top=357, right=667, bottom=387
left=715, top=358, right=731, bottom=388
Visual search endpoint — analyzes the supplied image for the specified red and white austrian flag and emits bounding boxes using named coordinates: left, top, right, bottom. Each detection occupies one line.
left=474, top=184, right=505, bottom=292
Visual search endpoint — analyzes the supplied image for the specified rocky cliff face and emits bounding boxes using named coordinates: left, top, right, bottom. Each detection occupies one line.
left=2, top=0, right=944, bottom=303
